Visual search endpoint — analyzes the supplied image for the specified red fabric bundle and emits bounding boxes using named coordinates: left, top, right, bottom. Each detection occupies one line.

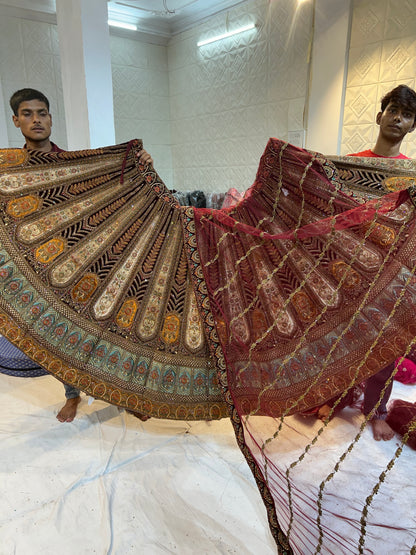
left=386, top=400, right=416, bottom=449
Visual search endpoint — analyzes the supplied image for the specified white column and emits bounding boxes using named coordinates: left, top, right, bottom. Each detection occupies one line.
left=0, top=78, right=9, bottom=147
left=305, top=0, right=352, bottom=155
left=56, top=0, right=115, bottom=149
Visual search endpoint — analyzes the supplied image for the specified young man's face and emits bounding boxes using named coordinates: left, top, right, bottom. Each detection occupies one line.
left=12, top=99, right=52, bottom=143
left=376, top=101, right=416, bottom=142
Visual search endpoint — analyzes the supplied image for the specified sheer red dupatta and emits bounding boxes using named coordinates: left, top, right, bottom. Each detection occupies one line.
left=191, top=138, right=416, bottom=550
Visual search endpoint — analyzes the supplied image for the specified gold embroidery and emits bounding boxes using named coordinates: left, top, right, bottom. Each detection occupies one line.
left=362, top=222, right=395, bottom=246
left=35, top=238, right=65, bottom=264
left=116, top=299, right=138, bottom=328
left=161, top=313, right=180, bottom=344
left=7, top=195, right=41, bottom=218
left=292, top=291, right=318, bottom=321
left=331, top=261, right=361, bottom=289
left=0, top=149, right=27, bottom=168
left=251, top=308, right=268, bottom=340
left=184, top=290, right=205, bottom=350
left=71, top=274, right=99, bottom=303
left=383, top=176, right=416, bottom=191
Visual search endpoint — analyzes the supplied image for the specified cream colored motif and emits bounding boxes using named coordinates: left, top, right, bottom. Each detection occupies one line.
left=50, top=200, right=147, bottom=286
left=17, top=181, right=127, bottom=243
left=223, top=255, right=250, bottom=344
left=333, top=230, right=381, bottom=269
left=289, top=249, right=340, bottom=307
left=299, top=209, right=382, bottom=270
left=184, top=289, right=205, bottom=350
left=94, top=215, right=162, bottom=320
left=253, top=253, right=296, bottom=335
left=51, top=220, right=125, bottom=285
left=269, top=221, right=340, bottom=308
left=0, top=158, right=119, bottom=193
left=387, top=203, right=413, bottom=222
left=137, top=224, right=181, bottom=340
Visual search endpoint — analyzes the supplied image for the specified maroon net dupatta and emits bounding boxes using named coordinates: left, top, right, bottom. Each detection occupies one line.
left=193, top=138, right=416, bottom=417
left=192, top=138, right=416, bottom=552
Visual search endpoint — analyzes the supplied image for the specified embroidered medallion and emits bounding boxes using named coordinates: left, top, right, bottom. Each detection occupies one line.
left=116, top=299, right=138, bottom=328
left=383, top=176, right=416, bottom=191
left=71, top=274, right=99, bottom=303
left=161, top=313, right=180, bottom=344
left=35, top=238, right=65, bottom=264
left=7, top=195, right=41, bottom=218
left=331, top=260, right=361, bottom=289
left=0, top=149, right=27, bottom=168
left=292, top=291, right=318, bottom=322
left=362, top=222, right=396, bottom=246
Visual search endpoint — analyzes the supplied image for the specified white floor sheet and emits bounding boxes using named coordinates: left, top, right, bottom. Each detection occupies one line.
left=1, top=373, right=415, bottom=554
left=0, top=374, right=275, bottom=555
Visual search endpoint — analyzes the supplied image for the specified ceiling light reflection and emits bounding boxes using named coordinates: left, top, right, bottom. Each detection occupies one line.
left=197, top=23, right=256, bottom=47
left=108, top=19, right=137, bottom=31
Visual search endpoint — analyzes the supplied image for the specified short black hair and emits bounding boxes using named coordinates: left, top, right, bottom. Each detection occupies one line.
left=380, top=84, right=416, bottom=121
left=9, top=88, right=50, bottom=116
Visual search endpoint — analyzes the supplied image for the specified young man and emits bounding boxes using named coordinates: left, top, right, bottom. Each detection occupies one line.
left=10, top=88, right=62, bottom=153
left=348, top=84, right=416, bottom=159
left=8, top=88, right=153, bottom=422
left=9, top=89, right=81, bottom=421
left=354, top=85, right=416, bottom=440
left=319, top=85, right=416, bottom=441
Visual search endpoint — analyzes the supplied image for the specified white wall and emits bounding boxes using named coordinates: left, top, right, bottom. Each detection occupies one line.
left=341, top=0, right=416, bottom=157
left=56, top=0, right=115, bottom=149
left=109, top=0, right=314, bottom=193
left=167, top=0, right=313, bottom=193
left=110, top=35, right=173, bottom=188
left=0, top=15, right=67, bottom=149
left=0, top=1, right=315, bottom=193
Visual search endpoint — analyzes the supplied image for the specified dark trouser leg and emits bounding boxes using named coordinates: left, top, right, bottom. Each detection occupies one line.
left=63, top=383, right=81, bottom=399
left=363, top=361, right=395, bottom=420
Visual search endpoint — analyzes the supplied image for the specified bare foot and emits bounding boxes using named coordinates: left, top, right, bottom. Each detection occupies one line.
left=57, top=396, right=81, bottom=422
left=370, top=418, right=395, bottom=441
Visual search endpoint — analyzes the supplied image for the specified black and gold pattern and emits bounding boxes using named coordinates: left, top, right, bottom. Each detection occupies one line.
left=0, top=140, right=227, bottom=421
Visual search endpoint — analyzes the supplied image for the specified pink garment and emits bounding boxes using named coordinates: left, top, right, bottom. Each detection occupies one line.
left=395, top=357, right=416, bottom=384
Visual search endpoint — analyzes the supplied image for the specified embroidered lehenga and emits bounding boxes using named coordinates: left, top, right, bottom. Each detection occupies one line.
left=0, top=139, right=415, bottom=553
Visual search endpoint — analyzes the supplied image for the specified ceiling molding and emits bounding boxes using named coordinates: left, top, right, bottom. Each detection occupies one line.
left=110, top=26, right=170, bottom=46
left=0, top=1, right=248, bottom=40
left=168, top=0, right=248, bottom=36
left=0, top=4, right=56, bottom=24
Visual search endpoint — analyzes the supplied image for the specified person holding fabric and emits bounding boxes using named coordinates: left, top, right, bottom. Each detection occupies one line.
left=8, top=87, right=153, bottom=422
left=318, top=84, right=416, bottom=441
left=348, top=84, right=416, bottom=159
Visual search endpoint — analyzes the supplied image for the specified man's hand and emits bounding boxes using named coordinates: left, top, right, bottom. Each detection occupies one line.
left=137, top=149, right=153, bottom=165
